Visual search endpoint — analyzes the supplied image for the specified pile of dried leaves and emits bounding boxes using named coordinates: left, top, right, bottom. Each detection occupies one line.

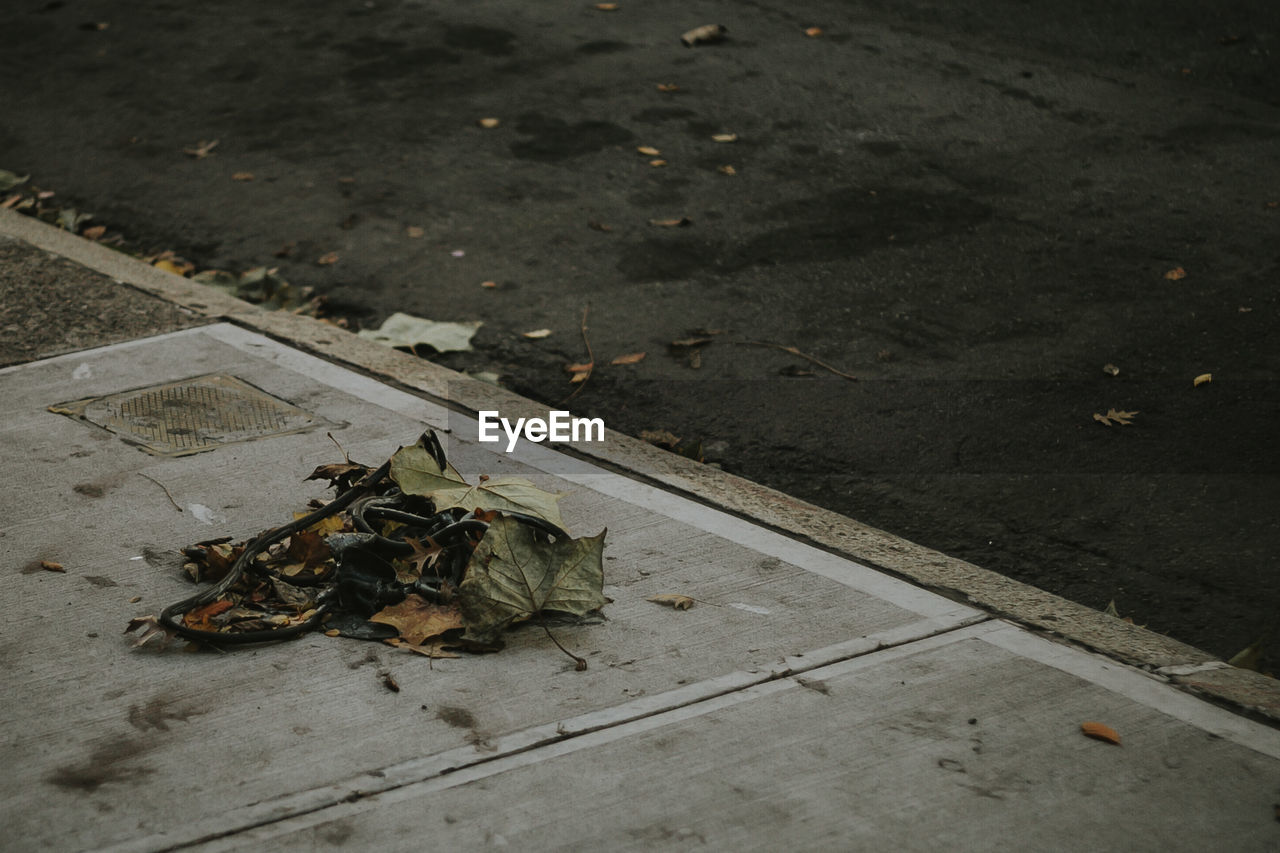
left=127, top=432, right=607, bottom=668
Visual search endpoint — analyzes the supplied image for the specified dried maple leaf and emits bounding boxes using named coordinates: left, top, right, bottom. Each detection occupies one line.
left=457, top=517, right=607, bottom=643
left=1093, top=408, right=1138, bottom=426
left=370, top=595, right=466, bottom=645
left=648, top=593, right=694, bottom=610
left=285, top=529, right=332, bottom=569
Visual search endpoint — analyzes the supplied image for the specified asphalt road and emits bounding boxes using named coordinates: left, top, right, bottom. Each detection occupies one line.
left=2, top=0, right=1277, bottom=665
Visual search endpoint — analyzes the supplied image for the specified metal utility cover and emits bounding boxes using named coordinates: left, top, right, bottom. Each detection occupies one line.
left=49, top=372, right=325, bottom=456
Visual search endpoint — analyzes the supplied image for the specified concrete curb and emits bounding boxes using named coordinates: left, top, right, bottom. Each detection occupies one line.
left=4, top=206, right=1276, bottom=726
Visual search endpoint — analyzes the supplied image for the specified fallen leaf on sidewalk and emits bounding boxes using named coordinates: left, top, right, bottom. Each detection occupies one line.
left=153, top=258, right=191, bottom=276
left=82, top=224, right=106, bottom=240
left=566, top=362, right=593, bottom=383
left=40, top=560, right=66, bottom=573
left=458, top=517, right=606, bottom=643
left=657, top=83, right=680, bottom=92
left=637, top=145, right=661, bottom=156
left=648, top=593, right=694, bottom=610
left=1102, top=363, right=1120, bottom=376
left=358, top=312, right=482, bottom=353
left=371, top=595, right=465, bottom=645
left=649, top=217, right=692, bottom=227
left=317, top=251, right=339, bottom=265
left=1193, top=373, right=1212, bottom=387
left=594, top=3, right=619, bottom=10
left=405, top=226, right=425, bottom=238
left=523, top=328, right=553, bottom=339
left=804, top=26, right=824, bottom=37
left=649, top=159, right=667, bottom=167
left=639, top=429, right=681, bottom=448
left=711, top=133, right=738, bottom=143
left=231, top=172, right=254, bottom=182
left=0, top=169, right=29, bottom=191
left=1093, top=408, right=1138, bottom=426
left=611, top=352, right=646, bottom=365
left=1080, top=721, right=1121, bottom=745
left=717, top=164, right=737, bottom=175
left=1164, top=266, right=1187, bottom=280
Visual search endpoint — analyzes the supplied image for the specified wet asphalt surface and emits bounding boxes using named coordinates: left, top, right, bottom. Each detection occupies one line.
left=2, top=0, right=1278, bottom=664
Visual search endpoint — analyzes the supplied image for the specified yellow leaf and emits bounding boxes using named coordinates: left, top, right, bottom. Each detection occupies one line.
left=648, top=593, right=694, bottom=610
left=153, top=259, right=188, bottom=275
left=637, top=145, right=661, bottom=156
left=1193, top=373, right=1212, bottom=387
left=477, top=117, right=501, bottom=128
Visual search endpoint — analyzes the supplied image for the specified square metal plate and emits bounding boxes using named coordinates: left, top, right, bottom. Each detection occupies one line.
left=49, top=372, right=328, bottom=456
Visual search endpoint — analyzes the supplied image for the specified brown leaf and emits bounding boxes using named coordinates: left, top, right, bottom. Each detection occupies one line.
left=588, top=221, right=614, bottom=232
left=804, top=26, right=823, bottom=37
left=285, top=529, right=332, bottom=569
left=405, top=225, right=425, bottom=238
left=566, top=361, right=594, bottom=383
left=649, top=217, right=692, bottom=227
left=711, top=133, right=738, bottom=143
left=1102, top=363, right=1120, bottom=376
left=387, top=637, right=460, bottom=659
left=637, top=145, right=661, bottom=156
left=317, top=251, right=339, bottom=266
left=481, top=280, right=498, bottom=288
left=1093, top=408, right=1138, bottom=427
left=305, top=461, right=371, bottom=491
left=669, top=336, right=713, bottom=348
left=124, top=615, right=176, bottom=648
left=594, top=2, right=619, bottom=10
left=656, top=83, right=680, bottom=93
left=649, top=159, right=668, bottom=167
left=611, top=351, right=646, bottom=365
left=370, top=595, right=465, bottom=646
left=184, top=599, right=234, bottom=632
left=40, top=560, right=66, bottom=573
left=1164, top=266, right=1187, bottom=280
left=82, top=225, right=107, bottom=241
left=403, top=536, right=445, bottom=577
left=1193, top=373, right=1212, bottom=387
left=1080, top=721, right=1122, bottom=745
left=231, top=172, right=254, bottom=182
left=477, top=117, right=501, bottom=129
left=717, top=164, right=737, bottom=175
left=648, top=593, right=694, bottom=610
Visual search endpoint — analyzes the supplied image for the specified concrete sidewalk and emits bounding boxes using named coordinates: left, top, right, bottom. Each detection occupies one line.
left=2, top=210, right=1279, bottom=851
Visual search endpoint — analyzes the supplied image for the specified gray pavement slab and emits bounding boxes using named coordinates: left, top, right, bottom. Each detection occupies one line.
left=194, top=622, right=1280, bottom=853
left=2, top=324, right=982, bottom=851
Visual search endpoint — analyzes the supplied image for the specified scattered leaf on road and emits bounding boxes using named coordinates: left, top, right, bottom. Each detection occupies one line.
left=477, top=117, right=501, bottom=128
left=183, top=139, right=219, bottom=158
left=82, top=224, right=107, bottom=240
left=231, top=172, right=254, bottom=182
left=153, top=258, right=190, bottom=276
left=717, top=164, right=737, bottom=175
left=594, top=2, right=619, bottom=10
left=1093, top=408, right=1138, bottom=426
left=639, top=429, right=681, bottom=448
left=711, top=133, right=738, bottom=143
left=649, top=593, right=694, bottom=610
left=0, top=170, right=29, bottom=192
left=649, top=159, right=667, bottom=167
left=611, top=352, right=646, bottom=365
left=804, top=26, right=824, bottom=37
left=649, top=217, right=692, bottom=227
left=681, top=24, right=727, bottom=46
left=657, top=83, right=680, bottom=93
left=458, top=517, right=606, bottom=642
left=637, top=145, right=661, bottom=156
left=405, top=226, right=425, bottom=238
left=523, top=328, right=553, bottom=339
left=1102, top=363, right=1120, bottom=376
left=317, top=251, right=339, bottom=265
left=1080, top=721, right=1122, bottom=745
left=566, top=362, right=593, bottom=383
left=1164, top=267, right=1187, bottom=280
left=358, top=312, right=482, bottom=353
left=1193, top=373, right=1212, bottom=387
left=40, top=560, right=66, bottom=573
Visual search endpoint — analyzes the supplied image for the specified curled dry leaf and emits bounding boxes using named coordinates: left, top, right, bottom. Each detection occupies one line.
left=649, top=159, right=668, bottom=167
left=611, top=351, right=646, bottom=365
left=567, top=362, right=593, bottom=383
left=681, top=23, right=727, bottom=47
left=1102, top=363, right=1120, bottom=376
left=717, top=164, right=737, bottom=175
left=405, top=226, right=425, bottom=238
left=637, top=145, right=661, bottom=156
left=370, top=594, right=466, bottom=646
left=804, top=26, right=823, bottom=37
left=1164, top=266, right=1187, bottom=280
left=40, top=560, right=66, bottom=573
left=1193, top=373, right=1212, bottom=387
left=1080, top=721, right=1122, bottom=745
left=481, top=280, right=498, bottom=288
left=648, top=593, right=694, bottom=610
left=317, top=251, right=339, bottom=266
left=231, top=172, right=254, bottom=182
left=182, top=139, right=219, bottom=158
left=649, top=217, right=692, bottom=227
left=82, top=225, right=107, bottom=241
left=594, top=2, right=619, bottom=9
left=523, top=328, right=553, bottom=339
left=1093, top=408, right=1138, bottom=427
left=477, top=117, right=501, bottom=129
left=711, top=133, right=738, bottom=143
left=656, top=83, right=680, bottom=93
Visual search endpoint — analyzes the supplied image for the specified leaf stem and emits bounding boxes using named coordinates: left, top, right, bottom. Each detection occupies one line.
left=542, top=623, right=588, bottom=670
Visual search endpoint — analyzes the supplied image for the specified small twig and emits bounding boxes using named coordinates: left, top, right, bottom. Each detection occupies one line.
left=542, top=623, right=588, bottom=670
left=326, top=431, right=351, bottom=464
left=732, top=340, right=858, bottom=381
left=562, top=305, right=594, bottom=403
left=138, top=473, right=182, bottom=512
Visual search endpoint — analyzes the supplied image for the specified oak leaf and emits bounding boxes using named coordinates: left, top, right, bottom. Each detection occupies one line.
left=1093, top=409, right=1138, bottom=426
